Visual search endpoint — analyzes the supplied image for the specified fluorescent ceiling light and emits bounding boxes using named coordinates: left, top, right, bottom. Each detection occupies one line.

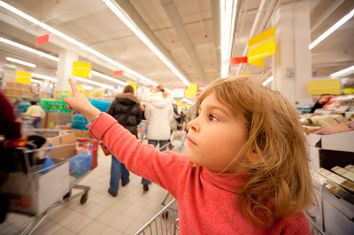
left=262, top=76, right=273, bottom=86
left=0, top=37, right=59, bottom=62
left=81, top=84, right=93, bottom=90
left=31, top=79, right=43, bottom=84
left=102, top=0, right=190, bottom=86
left=32, top=73, right=58, bottom=82
left=309, top=8, right=354, bottom=50
left=0, top=1, right=157, bottom=86
left=75, top=77, right=115, bottom=90
left=183, top=98, right=194, bottom=105
left=2, top=38, right=127, bottom=87
left=32, top=71, right=114, bottom=90
left=220, top=0, right=238, bottom=78
left=91, top=70, right=127, bottom=86
left=330, top=65, right=354, bottom=78
left=5, top=57, right=36, bottom=68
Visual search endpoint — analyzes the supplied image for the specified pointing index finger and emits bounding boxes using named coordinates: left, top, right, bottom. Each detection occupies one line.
left=68, top=78, right=79, bottom=96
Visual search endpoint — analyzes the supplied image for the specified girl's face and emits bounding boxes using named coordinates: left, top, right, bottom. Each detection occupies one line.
left=186, top=93, right=248, bottom=173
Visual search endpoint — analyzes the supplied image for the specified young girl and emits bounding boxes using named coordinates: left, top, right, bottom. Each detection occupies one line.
left=64, top=77, right=313, bottom=234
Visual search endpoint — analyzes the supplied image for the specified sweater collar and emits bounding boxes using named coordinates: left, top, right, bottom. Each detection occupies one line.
left=200, top=167, right=247, bottom=193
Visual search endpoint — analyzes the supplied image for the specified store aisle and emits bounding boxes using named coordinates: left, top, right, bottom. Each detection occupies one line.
left=0, top=148, right=170, bottom=235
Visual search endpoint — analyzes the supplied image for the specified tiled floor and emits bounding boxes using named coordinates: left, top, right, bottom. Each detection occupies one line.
left=0, top=146, right=177, bottom=235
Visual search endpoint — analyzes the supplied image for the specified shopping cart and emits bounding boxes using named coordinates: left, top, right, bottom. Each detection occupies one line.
left=135, top=199, right=179, bottom=235
left=134, top=132, right=188, bottom=235
left=0, top=132, right=98, bottom=235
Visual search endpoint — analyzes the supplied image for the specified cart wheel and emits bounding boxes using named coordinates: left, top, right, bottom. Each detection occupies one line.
left=162, top=211, right=169, bottom=219
left=80, top=193, right=88, bottom=204
left=63, top=190, right=72, bottom=200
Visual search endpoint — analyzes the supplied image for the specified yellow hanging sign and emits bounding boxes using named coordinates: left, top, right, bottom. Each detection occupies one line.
left=247, top=27, right=276, bottom=67
left=248, top=27, right=276, bottom=47
left=16, top=70, right=32, bottom=85
left=307, top=79, right=341, bottom=95
left=185, top=83, right=198, bottom=98
left=127, top=81, right=137, bottom=93
left=72, top=61, right=92, bottom=78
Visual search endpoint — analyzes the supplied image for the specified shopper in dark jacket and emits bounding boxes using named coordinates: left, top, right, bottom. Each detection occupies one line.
left=106, top=85, right=143, bottom=197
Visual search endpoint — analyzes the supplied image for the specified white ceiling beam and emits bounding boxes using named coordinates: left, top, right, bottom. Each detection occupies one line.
left=160, top=0, right=206, bottom=81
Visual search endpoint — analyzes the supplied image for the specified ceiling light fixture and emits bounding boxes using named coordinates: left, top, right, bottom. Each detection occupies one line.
left=91, top=70, right=127, bottom=86
left=330, top=65, right=354, bottom=78
left=5, top=56, right=36, bottom=68
left=0, top=1, right=157, bottom=86
left=262, top=76, right=273, bottom=86
left=74, top=77, right=115, bottom=90
left=32, top=73, right=58, bottom=82
left=101, top=0, right=190, bottom=86
left=0, top=37, right=59, bottom=62
left=81, top=84, right=93, bottom=90
left=2, top=38, right=128, bottom=87
left=31, top=79, right=43, bottom=85
left=32, top=72, right=115, bottom=90
left=220, top=0, right=238, bottom=78
left=309, top=8, right=354, bottom=50
left=183, top=98, right=194, bottom=105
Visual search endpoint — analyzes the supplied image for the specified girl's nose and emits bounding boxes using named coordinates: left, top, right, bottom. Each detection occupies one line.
left=188, top=119, right=200, bottom=133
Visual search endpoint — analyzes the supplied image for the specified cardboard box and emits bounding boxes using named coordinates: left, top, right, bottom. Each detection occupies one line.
left=321, top=131, right=354, bottom=152
left=2, top=161, right=70, bottom=215
left=41, top=132, right=77, bottom=160
left=307, top=131, right=354, bottom=152
left=308, top=146, right=320, bottom=171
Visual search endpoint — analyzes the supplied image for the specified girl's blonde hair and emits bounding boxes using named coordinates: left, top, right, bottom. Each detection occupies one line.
left=198, top=77, right=313, bottom=227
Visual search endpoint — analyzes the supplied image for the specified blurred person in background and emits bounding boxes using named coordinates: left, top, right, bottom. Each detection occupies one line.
left=138, top=103, right=147, bottom=141
left=106, top=85, right=143, bottom=197
left=143, top=84, right=173, bottom=191
left=24, top=100, right=45, bottom=128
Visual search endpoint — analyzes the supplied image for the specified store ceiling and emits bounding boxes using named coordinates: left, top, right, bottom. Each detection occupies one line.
left=0, top=0, right=353, bottom=90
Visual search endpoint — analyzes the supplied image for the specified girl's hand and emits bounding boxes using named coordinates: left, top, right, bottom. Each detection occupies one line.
left=63, top=79, right=101, bottom=120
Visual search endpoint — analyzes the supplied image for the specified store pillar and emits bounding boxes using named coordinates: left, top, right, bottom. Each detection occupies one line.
left=272, top=1, right=312, bottom=104
left=56, top=50, right=78, bottom=91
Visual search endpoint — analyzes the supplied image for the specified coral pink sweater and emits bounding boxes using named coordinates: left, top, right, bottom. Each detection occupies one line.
left=89, top=113, right=311, bottom=235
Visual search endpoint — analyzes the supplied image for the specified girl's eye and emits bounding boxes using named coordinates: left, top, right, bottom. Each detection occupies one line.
left=208, top=114, right=219, bottom=122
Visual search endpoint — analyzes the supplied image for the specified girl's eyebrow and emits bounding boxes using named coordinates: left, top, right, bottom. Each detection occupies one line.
left=201, top=104, right=230, bottom=116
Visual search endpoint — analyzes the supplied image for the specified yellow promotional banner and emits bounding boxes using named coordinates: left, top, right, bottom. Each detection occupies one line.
left=307, top=79, right=341, bottom=95
left=248, top=27, right=275, bottom=47
left=127, top=81, right=137, bottom=93
left=185, top=83, right=198, bottom=98
left=343, top=88, right=354, bottom=94
left=16, top=70, right=32, bottom=85
left=248, top=40, right=276, bottom=62
left=72, top=61, right=91, bottom=78
left=248, top=58, right=265, bottom=67
left=247, top=27, right=276, bottom=67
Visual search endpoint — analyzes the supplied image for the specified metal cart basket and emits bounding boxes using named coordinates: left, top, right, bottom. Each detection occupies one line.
left=135, top=199, right=179, bottom=235
left=0, top=130, right=98, bottom=235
